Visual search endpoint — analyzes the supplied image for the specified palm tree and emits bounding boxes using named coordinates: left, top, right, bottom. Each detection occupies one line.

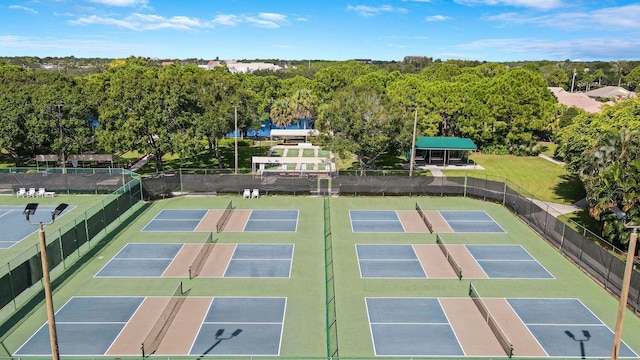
left=582, top=128, right=640, bottom=247
left=290, top=88, right=317, bottom=129
left=269, top=98, right=293, bottom=128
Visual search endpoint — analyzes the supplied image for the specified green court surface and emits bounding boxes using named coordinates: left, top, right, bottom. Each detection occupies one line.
left=1, top=195, right=639, bottom=358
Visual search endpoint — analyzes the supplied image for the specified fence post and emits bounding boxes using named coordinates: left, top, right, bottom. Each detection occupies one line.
left=463, top=173, right=468, bottom=198
left=502, top=180, right=507, bottom=206
left=179, top=168, right=183, bottom=193
left=7, top=263, right=17, bottom=309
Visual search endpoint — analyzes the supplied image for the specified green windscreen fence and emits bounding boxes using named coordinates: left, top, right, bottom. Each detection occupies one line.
left=0, top=176, right=142, bottom=313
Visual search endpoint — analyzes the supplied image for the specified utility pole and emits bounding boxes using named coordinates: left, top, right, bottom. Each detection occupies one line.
left=409, top=106, right=418, bottom=176
left=609, top=206, right=639, bottom=360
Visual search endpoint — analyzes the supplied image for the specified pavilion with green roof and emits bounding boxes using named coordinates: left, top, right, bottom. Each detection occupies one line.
left=412, top=136, right=477, bottom=167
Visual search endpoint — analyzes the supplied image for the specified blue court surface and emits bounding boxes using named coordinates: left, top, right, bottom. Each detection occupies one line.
left=95, top=243, right=183, bottom=277
left=508, top=298, right=638, bottom=358
left=225, top=244, right=294, bottom=278
left=439, top=210, right=505, bottom=233
left=192, top=297, right=286, bottom=356
left=350, top=210, right=405, bottom=233
left=14, top=296, right=287, bottom=357
left=243, top=210, right=298, bottom=232
left=0, top=205, right=74, bottom=249
left=366, top=297, right=464, bottom=356
left=466, top=244, right=554, bottom=279
left=356, top=244, right=552, bottom=279
left=95, top=243, right=293, bottom=278
left=366, top=297, right=638, bottom=358
left=15, top=296, right=145, bottom=356
left=141, top=209, right=208, bottom=232
left=357, top=245, right=425, bottom=278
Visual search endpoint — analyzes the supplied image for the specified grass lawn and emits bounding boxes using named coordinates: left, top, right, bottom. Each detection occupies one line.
left=538, top=141, right=557, bottom=158
left=443, top=153, right=585, bottom=205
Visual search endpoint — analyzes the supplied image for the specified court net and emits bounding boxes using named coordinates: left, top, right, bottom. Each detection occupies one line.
left=436, top=234, right=462, bottom=280
left=415, top=202, right=433, bottom=233
left=216, top=200, right=234, bottom=233
left=141, top=281, right=186, bottom=357
left=189, top=232, right=217, bottom=279
left=468, top=283, right=514, bottom=358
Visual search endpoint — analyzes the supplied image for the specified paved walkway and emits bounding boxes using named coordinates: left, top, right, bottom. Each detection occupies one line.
left=538, top=154, right=565, bottom=166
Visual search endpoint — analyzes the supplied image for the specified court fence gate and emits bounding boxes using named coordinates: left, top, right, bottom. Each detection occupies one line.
left=141, top=171, right=640, bottom=315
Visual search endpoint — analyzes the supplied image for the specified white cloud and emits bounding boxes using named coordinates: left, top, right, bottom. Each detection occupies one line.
left=486, top=4, right=640, bottom=31
left=69, top=13, right=209, bottom=31
left=213, top=12, right=289, bottom=28
left=69, top=11, right=291, bottom=30
left=86, top=0, right=148, bottom=6
left=0, top=35, right=153, bottom=55
left=346, top=4, right=408, bottom=17
left=425, top=15, right=450, bottom=21
left=213, top=14, right=241, bottom=26
left=454, top=0, right=563, bottom=10
left=9, top=5, right=38, bottom=14
left=454, top=37, right=640, bottom=60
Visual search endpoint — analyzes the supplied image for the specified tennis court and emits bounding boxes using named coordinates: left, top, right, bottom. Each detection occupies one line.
left=141, top=208, right=299, bottom=232
left=95, top=243, right=294, bottom=278
left=365, top=296, right=637, bottom=358
left=349, top=210, right=431, bottom=233
left=14, top=295, right=286, bottom=357
left=4, top=195, right=640, bottom=359
left=356, top=244, right=553, bottom=279
left=0, top=205, right=73, bottom=249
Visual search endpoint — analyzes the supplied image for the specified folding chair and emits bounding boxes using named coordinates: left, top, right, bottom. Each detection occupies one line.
left=243, top=189, right=251, bottom=198
left=16, top=188, right=26, bottom=197
left=252, top=189, right=260, bottom=199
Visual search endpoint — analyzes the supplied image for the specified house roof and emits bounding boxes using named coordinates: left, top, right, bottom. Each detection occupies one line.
left=549, top=87, right=605, bottom=113
left=415, top=137, right=477, bottom=150
left=585, top=86, right=636, bottom=100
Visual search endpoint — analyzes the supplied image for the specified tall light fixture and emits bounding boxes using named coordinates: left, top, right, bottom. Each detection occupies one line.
left=409, top=106, right=418, bottom=177
left=609, top=206, right=638, bottom=360
left=24, top=203, right=68, bottom=360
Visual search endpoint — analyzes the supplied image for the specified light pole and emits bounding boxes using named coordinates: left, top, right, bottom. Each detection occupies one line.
left=234, top=104, right=239, bottom=175
left=23, top=203, right=68, bottom=360
left=409, top=106, right=418, bottom=177
left=609, top=206, right=638, bottom=360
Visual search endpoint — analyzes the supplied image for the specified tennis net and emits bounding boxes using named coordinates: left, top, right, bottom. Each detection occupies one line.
left=468, top=283, right=514, bottom=358
left=141, top=282, right=186, bottom=357
left=436, top=234, right=462, bottom=280
left=415, top=202, right=433, bottom=233
left=216, top=200, right=234, bottom=233
left=189, top=232, right=217, bottom=279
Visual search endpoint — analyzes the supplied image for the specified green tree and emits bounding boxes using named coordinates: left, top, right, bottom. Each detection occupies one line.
left=581, top=128, right=640, bottom=247
left=316, top=87, right=401, bottom=174
left=546, top=69, right=569, bottom=88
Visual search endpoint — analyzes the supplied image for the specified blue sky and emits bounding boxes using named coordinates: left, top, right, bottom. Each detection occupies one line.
left=1, top=0, right=639, bottom=61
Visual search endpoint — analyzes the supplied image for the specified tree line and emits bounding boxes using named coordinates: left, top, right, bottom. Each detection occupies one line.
left=0, top=57, right=561, bottom=170
left=1, top=56, right=639, bottom=247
